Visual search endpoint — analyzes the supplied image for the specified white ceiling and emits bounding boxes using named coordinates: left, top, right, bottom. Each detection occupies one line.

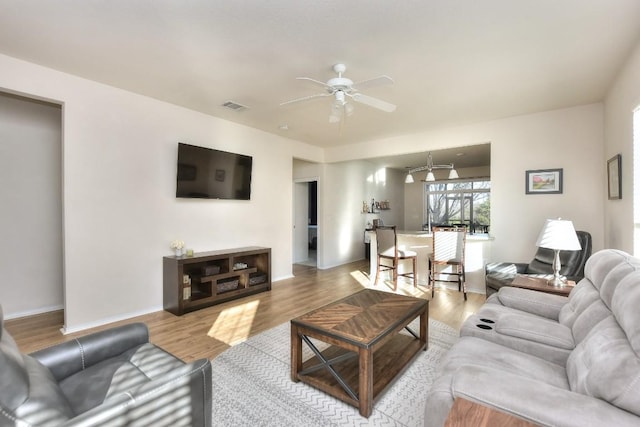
left=1, top=1, right=639, bottom=164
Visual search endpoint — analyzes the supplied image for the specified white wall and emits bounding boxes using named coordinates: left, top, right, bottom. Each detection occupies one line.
left=327, top=104, right=605, bottom=263
left=320, top=161, right=370, bottom=269
left=368, top=166, right=405, bottom=229
left=0, top=93, right=63, bottom=318
left=604, top=40, right=640, bottom=253
left=0, top=53, right=305, bottom=332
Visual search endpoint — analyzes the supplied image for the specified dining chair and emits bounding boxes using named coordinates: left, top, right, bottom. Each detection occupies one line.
left=374, top=225, right=417, bottom=290
left=429, top=226, right=467, bottom=300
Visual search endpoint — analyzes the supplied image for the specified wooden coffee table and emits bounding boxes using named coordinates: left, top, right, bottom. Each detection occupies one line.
left=510, top=274, right=575, bottom=296
left=290, top=289, right=428, bottom=417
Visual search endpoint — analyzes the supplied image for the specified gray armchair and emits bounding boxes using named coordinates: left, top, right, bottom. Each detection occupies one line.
left=485, top=230, right=592, bottom=296
left=0, top=305, right=212, bottom=426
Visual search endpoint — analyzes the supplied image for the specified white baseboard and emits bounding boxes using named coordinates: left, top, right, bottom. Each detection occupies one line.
left=3, top=304, right=64, bottom=320
left=273, top=274, right=294, bottom=282
left=61, top=305, right=163, bottom=335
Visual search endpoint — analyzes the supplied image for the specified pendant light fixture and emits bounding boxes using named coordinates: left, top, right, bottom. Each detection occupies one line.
left=405, top=152, right=458, bottom=183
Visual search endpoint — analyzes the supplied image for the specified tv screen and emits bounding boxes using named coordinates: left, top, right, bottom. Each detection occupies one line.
left=176, top=143, right=252, bottom=200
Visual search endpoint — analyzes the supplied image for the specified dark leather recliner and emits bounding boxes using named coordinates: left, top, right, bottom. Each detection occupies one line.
left=484, top=230, right=592, bottom=296
left=0, top=305, right=212, bottom=426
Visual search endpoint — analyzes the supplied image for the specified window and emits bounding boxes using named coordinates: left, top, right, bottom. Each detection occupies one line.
left=424, top=179, right=490, bottom=233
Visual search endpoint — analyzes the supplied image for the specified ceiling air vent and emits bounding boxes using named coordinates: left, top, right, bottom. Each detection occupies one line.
left=221, top=100, right=249, bottom=112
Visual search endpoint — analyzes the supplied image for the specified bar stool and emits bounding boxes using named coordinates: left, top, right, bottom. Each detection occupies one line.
left=429, top=226, right=467, bottom=300
left=374, top=226, right=417, bottom=290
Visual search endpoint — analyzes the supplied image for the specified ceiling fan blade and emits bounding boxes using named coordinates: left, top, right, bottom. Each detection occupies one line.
left=351, top=93, right=396, bottom=113
left=279, top=92, right=331, bottom=107
left=296, top=77, right=333, bottom=91
left=352, top=75, right=394, bottom=91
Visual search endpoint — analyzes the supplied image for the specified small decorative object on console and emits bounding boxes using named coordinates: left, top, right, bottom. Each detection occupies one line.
left=170, top=239, right=185, bottom=256
left=233, top=262, right=248, bottom=270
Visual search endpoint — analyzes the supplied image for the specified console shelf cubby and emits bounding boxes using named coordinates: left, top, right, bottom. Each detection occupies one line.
left=163, top=246, right=271, bottom=316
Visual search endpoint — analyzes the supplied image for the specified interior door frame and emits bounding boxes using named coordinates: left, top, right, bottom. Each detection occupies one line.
left=293, top=177, right=319, bottom=266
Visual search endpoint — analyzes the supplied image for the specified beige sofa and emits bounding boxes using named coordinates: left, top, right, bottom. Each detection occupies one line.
left=425, top=249, right=640, bottom=427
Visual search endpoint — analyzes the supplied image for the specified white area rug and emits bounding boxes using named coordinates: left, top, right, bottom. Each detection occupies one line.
left=210, top=318, right=458, bottom=426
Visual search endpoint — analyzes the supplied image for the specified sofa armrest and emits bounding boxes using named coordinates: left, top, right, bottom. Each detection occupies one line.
left=485, top=262, right=528, bottom=275
left=31, top=323, right=149, bottom=382
left=451, top=365, right=640, bottom=427
left=63, top=358, right=212, bottom=427
left=495, top=314, right=574, bottom=349
left=490, top=287, right=567, bottom=320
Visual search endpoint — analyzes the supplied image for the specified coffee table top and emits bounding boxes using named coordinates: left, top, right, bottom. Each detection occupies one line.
left=291, top=289, right=428, bottom=348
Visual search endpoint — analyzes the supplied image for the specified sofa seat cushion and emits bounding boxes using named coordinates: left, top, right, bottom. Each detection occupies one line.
left=425, top=336, right=569, bottom=427
left=106, top=343, right=185, bottom=396
left=433, top=336, right=569, bottom=389
left=59, top=343, right=185, bottom=415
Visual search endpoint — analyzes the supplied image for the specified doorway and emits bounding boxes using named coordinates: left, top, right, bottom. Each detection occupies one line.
left=0, top=91, right=64, bottom=319
left=293, top=179, right=318, bottom=267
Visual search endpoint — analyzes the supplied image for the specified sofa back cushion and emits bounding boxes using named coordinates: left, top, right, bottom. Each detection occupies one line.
left=0, top=324, right=29, bottom=410
left=559, top=249, right=640, bottom=343
left=566, top=268, right=640, bottom=416
left=567, top=315, right=640, bottom=416
left=0, top=305, right=74, bottom=425
left=582, top=249, right=640, bottom=303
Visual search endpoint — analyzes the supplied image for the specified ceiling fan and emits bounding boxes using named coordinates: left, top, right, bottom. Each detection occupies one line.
left=280, top=63, right=396, bottom=124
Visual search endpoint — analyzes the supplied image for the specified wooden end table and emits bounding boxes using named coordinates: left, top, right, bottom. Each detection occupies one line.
left=290, top=289, right=428, bottom=418
left=510, top=274, right=575, bottom=296
left=445, top=398, right=539, bottom=427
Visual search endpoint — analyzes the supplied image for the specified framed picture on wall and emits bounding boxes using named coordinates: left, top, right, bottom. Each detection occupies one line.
left=525, top=168, right=563, bottom=194
left=607, top=154, right=621, bottom=200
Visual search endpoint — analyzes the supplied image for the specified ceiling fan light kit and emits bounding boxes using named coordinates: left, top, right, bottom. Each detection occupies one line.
left=405, top=152, right=459, bottom=183
left=280, top=63, right=396, bottom=125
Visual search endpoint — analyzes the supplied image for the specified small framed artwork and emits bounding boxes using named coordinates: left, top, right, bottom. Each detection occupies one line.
left=607, top=154, right=621, bottom=200
left=525, top=168, right=563, bottom=194
left=215, top=169, right=226, bottom=182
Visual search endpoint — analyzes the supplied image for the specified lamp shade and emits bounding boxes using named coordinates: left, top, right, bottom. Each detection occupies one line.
left=535, top=219, right=582, bottom=251
left=405, top=173, right=414, bottom=184
left=425, top=171, right=435, bottom=182
left=448, top=169, right=459, bottom=179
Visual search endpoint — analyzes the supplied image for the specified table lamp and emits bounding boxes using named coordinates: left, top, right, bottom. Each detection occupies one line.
left=535, top=218, right=582, bottom=287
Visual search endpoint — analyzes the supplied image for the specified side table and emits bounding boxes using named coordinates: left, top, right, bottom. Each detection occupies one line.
left=444, top=397, right=539, bottom=427
left=510, top=274, right=575, bottom=296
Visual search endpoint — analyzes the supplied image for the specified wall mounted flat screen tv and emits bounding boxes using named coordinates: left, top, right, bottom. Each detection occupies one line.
left=176, top=142, right=252, bottom=200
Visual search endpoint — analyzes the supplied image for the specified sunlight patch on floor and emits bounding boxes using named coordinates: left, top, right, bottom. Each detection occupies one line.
left=350, top=269, right=431, bottom=298
left=207, top=300, right=259, bottom=346
left=350, top=269, right=372, bottom=288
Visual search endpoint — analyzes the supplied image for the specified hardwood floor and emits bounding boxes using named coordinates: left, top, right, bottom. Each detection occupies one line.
left=5, top=260, right=485, bottom=363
